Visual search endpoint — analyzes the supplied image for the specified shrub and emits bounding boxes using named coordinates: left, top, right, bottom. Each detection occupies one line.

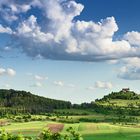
left=0, top=127, right=83, bottom=140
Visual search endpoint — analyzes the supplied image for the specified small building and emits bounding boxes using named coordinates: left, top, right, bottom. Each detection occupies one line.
left=121, top=88, right=130, bottom=92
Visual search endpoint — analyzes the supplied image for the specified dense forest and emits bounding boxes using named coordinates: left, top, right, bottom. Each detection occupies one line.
left=0, top=89, right=72, bottom=115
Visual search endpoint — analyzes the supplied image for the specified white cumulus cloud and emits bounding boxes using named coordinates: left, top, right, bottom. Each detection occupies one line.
left=94, top=81, right=113, bottom=89
left=124, top=31, right=140, bottom=46
left=0, top=0, right=140, bottom=62
left=54, top=81, right=64, bottom=87
left=0, top=68, right=6, bottom=75
left=0, top=67, right=16, bottom=77
left=118, top=57, right=140, bottom=80
left=7, top=68, right=16, bottom=76
left=0, top=24, right=12, bottom=34
left=34, top=75, right=48, bottom=81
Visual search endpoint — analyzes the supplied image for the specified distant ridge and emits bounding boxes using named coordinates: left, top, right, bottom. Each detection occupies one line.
left=0, top=89, right=72, bottom=114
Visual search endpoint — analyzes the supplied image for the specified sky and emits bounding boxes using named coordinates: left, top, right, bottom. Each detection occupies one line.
left=0, top=0, right=140, bottom=103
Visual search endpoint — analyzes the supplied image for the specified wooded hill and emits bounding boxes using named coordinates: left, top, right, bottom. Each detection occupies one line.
left=0, top=89, right=71, bottom=115
left=72, top=89, right=140, bottom=116
left=96, top=90, right=140, bottom=101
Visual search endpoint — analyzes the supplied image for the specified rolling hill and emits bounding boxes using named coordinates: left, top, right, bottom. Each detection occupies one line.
left=0, top=89, right=72, bottom=114
left=95, top=89, right=140, bottom=107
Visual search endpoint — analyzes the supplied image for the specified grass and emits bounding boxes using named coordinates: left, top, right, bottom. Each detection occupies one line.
left=97, top=99, right=140, bottom=107
left=1, top=119, right=140, bottom=139
left=83, top=132, right=140, bottom=140
left=54, top=109, right=95, bottom=115
left=65, top=123, right=140, bottom=140
left=2, top=121, right=47, bottom=137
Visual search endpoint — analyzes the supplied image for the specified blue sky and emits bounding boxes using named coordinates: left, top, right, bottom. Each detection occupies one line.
left=0, top=0, right=140, bottom=103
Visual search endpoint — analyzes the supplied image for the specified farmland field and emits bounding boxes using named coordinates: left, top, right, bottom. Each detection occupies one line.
left=96, top=99, right=140, bottom=107
left=1, top=120, right=140, bottom=140
left=0, top=90, right=140, bottom=139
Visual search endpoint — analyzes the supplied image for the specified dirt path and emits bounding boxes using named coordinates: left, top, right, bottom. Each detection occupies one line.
left=47, top=123, right=64, bottom=133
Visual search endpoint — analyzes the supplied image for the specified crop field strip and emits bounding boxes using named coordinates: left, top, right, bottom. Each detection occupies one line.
left=1, top=120, right=140, bottom=140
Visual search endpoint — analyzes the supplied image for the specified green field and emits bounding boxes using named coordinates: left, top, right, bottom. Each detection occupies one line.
left=97, top=99, right=140, bottom=107
left=54, top=109, right=96, bottom=115
left=1, top=120, right=140, bottom=140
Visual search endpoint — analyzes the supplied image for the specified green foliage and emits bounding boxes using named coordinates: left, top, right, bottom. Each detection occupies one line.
left=0, top=130, right=26, bottom=140
left=96, top=91, right=140, bottom=101
left=0, top=89, right=72, bottom=115
left=0, top=128, right=83, bottom=140
left=66, top=127, right=83, bottom=140
left=39, top=130, right=61, bottom=140
left=39, top=127, right=83, bottom=140
left=87, top=90, right=140, bottom=117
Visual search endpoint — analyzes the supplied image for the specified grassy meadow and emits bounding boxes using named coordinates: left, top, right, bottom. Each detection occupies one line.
left=96, top=99, right=140, bottom=107
left=1, top=115, right=140, bottom=140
